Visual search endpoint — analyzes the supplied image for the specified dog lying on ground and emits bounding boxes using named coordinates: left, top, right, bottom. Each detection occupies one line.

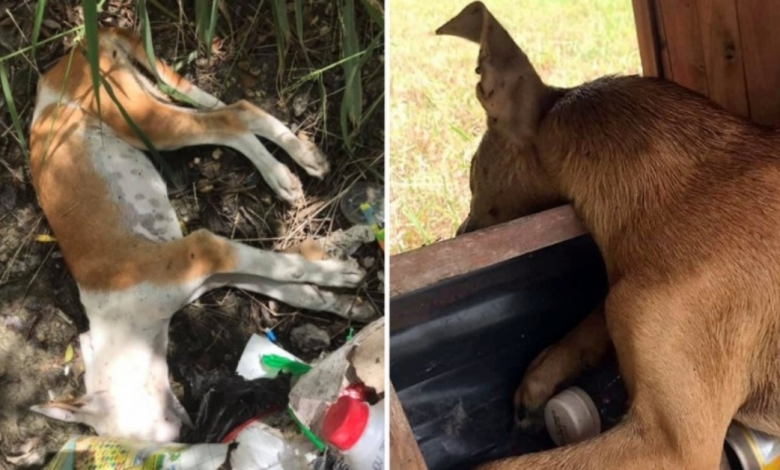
left=27, top=27, right=373, bottom=441
left=439, top=2, right=780, bottom=469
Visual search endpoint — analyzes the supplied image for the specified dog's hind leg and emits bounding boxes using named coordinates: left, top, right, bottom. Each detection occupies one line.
left=480, top=282, right=747, bottom=470
left=514, top=305, right=610, bottom=431
left=198, top=273, right=376, bottom=321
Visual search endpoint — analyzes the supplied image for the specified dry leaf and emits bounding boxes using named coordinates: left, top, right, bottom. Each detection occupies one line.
left=63, top=344, right=74, bottom=363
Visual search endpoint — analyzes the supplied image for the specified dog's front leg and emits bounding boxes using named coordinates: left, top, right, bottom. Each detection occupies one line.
left=231, top=100, right=331, bottom=179
left=514, top=305, right=610, bottom=431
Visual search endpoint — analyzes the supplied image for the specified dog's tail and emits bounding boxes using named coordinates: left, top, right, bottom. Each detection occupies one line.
left=97, top=27, right=224, bottom=109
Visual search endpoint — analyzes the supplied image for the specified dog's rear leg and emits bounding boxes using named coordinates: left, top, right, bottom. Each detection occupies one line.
left=477, top=409, right=722, bottom=470
left=481, top=284, right=745, bottom=470
left=515, top=305, right=610, bottom=431
left=482, top=371, right=733, bottom=470
left=203, top=274, right=375, bottom=321
left=146, top=229, right=365, bottom=292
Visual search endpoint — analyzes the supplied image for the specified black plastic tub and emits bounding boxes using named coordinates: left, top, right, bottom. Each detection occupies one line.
left=390, top=233, right=607, bottom=470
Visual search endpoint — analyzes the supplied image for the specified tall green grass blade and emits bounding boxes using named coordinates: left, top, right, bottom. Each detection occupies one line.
left=147, top=0, right=177, bottom=20
left=136, top=0, right=199, bottom=106
left=270, top=0, right=291, bottom=78
left=0, top=62, right=28, bottom=159
left=31, top=0, right=48, bottom=51
left=195, top=0, right=207, bottom=41
left=0, top=26, right=83, bottom=62
left=207, top=0, right=219, bottom=55
left=449, top=124, right=471, bottom=142
left=195, top=0, right=219, bottom=60
left=354, top=88, right=382, bottom=136
left=358, top=28, right=382, bottom=69
left=82, top=0, right=101, bottom=116
left=297, top=50, right=366, bottom=83
left=293, top=0, right=305, bottom=46
left=339, top=0, right=362, bottom=149
left=402, top=205, right=433, bottom=246
left=318, top=76, right=327, bottom=138
left=138, top=0, right=156, bottom=68
left=358, top=0, right=383, bottom=26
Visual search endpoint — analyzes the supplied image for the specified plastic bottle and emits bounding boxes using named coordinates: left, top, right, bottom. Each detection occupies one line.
left=321, top=396, right=385, bottom=470
left=724, top=422, right=780, bottom=469
left=543, top=359, right=628, bottom=446
left=542, top=361, right=779, bottom=470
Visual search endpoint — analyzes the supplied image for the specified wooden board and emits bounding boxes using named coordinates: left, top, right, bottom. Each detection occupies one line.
left=696, top=0, right=748, bottom=116
left=632, top=0, right=776, bottom=122
left=654, top=0, right=708, bottom=97
left=631, top=0, right=661, bottom=77
left=390, top=205, right=586, bottom=298
left=735, top=0, right=780, bottom=125
left=389, top=383, right=427, bottom=470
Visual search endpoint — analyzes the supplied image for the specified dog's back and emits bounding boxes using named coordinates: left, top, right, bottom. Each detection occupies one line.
left=540, top=75, right=780, bottom=278
left=538, top=76, right=780, bottom=424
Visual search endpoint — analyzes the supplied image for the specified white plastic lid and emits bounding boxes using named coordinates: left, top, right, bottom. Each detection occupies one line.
left=544, top=386, right=601, bottom=446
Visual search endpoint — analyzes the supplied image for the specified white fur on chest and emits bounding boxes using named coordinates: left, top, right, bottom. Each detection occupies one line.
left=83, top=126, right=182, bottom=242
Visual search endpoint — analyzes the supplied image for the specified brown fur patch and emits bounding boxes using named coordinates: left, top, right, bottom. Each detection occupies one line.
left=29, top=29, right=242, bottom=291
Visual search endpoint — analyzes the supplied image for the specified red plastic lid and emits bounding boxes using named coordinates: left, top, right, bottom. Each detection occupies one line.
left=322, top=396, right=369, bottom=450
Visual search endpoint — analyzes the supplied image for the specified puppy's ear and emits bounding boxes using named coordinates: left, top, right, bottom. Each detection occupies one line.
left=436, top=2, right=548, bottom=149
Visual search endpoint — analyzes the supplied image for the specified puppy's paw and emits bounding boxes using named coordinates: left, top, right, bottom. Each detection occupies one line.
left=339, top=296, right=377, bottom=322
left=515, top=407, right=546, bottom=434
left=316, top=258, right=366, bottom=288
left=266, top=165, right=304, bottom=205
left=514, top=372, right=557, bottom=432
left=513, top=346, right=561, bottom=431
left=294, top=141, right=330, bottom=179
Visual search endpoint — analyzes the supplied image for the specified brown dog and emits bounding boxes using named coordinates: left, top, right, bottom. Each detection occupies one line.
left=438, top=2, right=780, bottom=469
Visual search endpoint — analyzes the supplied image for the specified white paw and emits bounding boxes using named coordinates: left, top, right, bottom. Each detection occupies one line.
left=315, top=258, right=366, bottom=288
left=295, top=141, right=330, bottom=179
left=266, top=165, right=304, bottom=204
left=341, top=297, right=377, bottom=322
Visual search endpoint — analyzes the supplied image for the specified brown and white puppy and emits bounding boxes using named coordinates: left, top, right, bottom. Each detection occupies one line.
left=439, top=3, right=780, bottom=469
left=28, top=28, right=373, bottom=441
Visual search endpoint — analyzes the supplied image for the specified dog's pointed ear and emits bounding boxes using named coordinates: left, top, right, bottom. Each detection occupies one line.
left=30, top=394, right=101, bottom=425
left=436, top=2, right=548, bottom=149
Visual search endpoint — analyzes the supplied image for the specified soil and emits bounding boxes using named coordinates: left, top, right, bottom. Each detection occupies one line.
left=0, top=1, right=384, bottom=467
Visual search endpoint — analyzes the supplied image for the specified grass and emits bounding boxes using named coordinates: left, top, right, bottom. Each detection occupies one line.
left=389, top=0, right=642, bottom=254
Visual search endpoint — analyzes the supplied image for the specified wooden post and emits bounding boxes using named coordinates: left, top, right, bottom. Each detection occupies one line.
left=389, top=383, right=427, bottom=470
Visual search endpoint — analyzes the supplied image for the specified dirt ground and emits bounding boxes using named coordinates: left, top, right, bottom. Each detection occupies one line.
left=0, top=1, right=384, bottom=467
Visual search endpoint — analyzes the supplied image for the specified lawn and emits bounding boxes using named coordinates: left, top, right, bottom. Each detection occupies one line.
left=389, top=0, right=642, bottom=254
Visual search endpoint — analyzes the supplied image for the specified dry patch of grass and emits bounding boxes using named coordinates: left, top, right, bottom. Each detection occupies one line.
left=389, top=0, right=641, bottom=253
